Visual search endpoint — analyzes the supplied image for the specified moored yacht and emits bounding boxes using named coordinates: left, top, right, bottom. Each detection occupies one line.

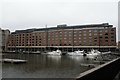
left=47, top=49, right=62, bottom=56
left=102, top=51, right=111, bottom=54
left=87, top=49, right=101, bottom=56
left=67, top=50, right=86, bottom=56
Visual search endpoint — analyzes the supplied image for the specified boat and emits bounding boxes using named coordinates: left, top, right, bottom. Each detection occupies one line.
left=32, top=51, right=41, bottom=54
left=87, top=49, right=101, bottom=56
left=47, top=49, right=62, bottom=56
left=2, top=58, right=27, bottom=64
left=67, top=50, right=86, bottom=56
left=102, top=51, right=111, bottom=54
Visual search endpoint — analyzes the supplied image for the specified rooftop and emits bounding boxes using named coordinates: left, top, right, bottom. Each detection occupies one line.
left=12, top=23, right=113, bottom=34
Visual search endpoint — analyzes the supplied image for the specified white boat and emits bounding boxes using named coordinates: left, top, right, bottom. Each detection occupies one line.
left=47, top=49, right=62, bottom=56
left=32, top=51, right=41, bottom=54
left=102, top=51, right=111, bottom=54
left=87, top=49, right=101, bottom=56
left=67, top=50, right=86, bottom=56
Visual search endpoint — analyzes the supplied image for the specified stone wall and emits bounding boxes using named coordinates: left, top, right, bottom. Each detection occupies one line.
left=76, top=58, right=120, bottom=80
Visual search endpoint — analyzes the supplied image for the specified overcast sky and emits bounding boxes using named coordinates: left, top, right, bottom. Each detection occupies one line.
left=0, top=0, right=119, bottom=41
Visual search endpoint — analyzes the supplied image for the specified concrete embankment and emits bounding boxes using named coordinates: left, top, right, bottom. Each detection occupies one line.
left=76, top=57, right=120, bottom=80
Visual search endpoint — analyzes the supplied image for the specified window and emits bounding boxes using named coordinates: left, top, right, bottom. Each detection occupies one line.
left=69, top=32, right=72, bottom=34
left=99, top=36, right=102, bottom=38
left=64, top=40, right=67, bottom=43
left=68, top=37, right=71, bottom=39
left=89, top=30, right=92, bottom=32
left=79, top=37, right=81, bottom=39
left=64, top=34, right=67, bottom=36
left=94, top=37, right=97, bottom=39
left=64, top=32, right=67, bottom=34
left=69, top=34, right=72, bottom=36
left=89, top=37, right=92, bottom=39
left=94, top=40, right=97, bottom=42
left=111, top=33, right=114, bottom=35
left=74, top=41, right=76, bottom=43
left=83, top=33, right=86, bottom=36
left=94, top=33, right=97, bottom=36
left=64, top=37, right=67, bottom=40
left=94, top=30, right=97, bottom=32
left=100, top=33, right=102, bottom=36
left=105, top=30, right=108, bottom=32
left=79, top=31, right=81, bottom=33
left=84, top=37, right=86, bottom=40
left=74, top=34, right=77, bottom=36
left=60, top=34, right=62, bottom=37
left=111, top=36, right=114, bottom=38
left=55, top=38, right=58, bottom=40
left=74, top=31, right=77, bottom=34
left=94, top=43, right=97, bottom=46
left=105, top=33, right=108, bottom=35
left=83, top=40, right=86, bottom=43
left=79, top=34, right=81, bottom=36
left=111, top=43, right=114, bottom=46
left=111, top=40, right=114, bottom=42
left=111, top=29, right=114, bottom=31
left=99, top=30, right=102, bottom=32
left=79, top=40, right=81, bottom=43
left=105, top=40, right=108, bottom=42
left=83, top=31, right=86, bottom=33
left=52, top=35, right=54, bottom=38
left=89, top=33, right=92, bottom=36
left=74, top=37, right=76, bottom=39
left=105, top=37, right=108, bottom=39
left=89, top=44, right=92, bottom=46
left=69, top=41, right=71, bottom=43
left=56, top=32, right=58, bottom=35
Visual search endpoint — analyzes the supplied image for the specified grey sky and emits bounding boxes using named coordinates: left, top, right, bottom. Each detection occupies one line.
left=1, top=0, right=119, bottom=41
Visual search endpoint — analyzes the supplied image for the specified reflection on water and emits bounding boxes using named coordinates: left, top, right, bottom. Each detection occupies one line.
left=68, top=56, right=84, bottom=62
left=2, top=53, right=118, bottom=78
left=47, top=55, right=61, bottom=64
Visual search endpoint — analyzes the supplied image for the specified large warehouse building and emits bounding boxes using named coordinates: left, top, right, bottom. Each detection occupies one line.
left=7, top=23, right=116, bottom=52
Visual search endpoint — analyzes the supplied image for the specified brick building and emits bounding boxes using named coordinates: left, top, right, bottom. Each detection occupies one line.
left=118, top=41, right=120, bottom=49
left=7, top=23, right=116, bottom=52
left=0, top=28, right=2, bottom=53
left=1, top=29, right=10, bottom=52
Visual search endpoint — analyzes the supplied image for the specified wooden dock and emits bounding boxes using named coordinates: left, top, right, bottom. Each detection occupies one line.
left=2, top=58, right=27, bottom=64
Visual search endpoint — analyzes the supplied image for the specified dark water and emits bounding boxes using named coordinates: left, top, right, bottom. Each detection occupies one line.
left=2, top=53, right=118, bottom=78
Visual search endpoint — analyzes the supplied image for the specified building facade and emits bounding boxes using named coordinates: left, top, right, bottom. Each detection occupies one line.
left=1, top=29, right=10, bottom=52
left=0, top=28, right=2, bottom=53
left=118, top=41, right=120, bottom=49
left=7, top=23, right=116, bottom=52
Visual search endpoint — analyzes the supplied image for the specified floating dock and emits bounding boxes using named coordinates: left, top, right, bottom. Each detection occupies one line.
left=2, top=58, right=27, bottom=64
left=76, top=58, right=120, bottom=80
left=80, top=63, right=96, bottom=68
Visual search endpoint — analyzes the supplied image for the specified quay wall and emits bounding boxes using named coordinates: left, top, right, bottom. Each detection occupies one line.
left=76, top=58, right=120, bottom=80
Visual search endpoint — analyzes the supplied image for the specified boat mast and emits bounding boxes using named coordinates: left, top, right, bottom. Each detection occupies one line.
left=108, top=27, right=110, bottom=51
left=99, top=28, right=100, bottom=51
left=57, top=26, right=59, bottom=50
left=14, top=34, right=17, bottom=53
left=45, top=24, right=48, bottom=52
left=72, top=27, right=74, bottom=52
